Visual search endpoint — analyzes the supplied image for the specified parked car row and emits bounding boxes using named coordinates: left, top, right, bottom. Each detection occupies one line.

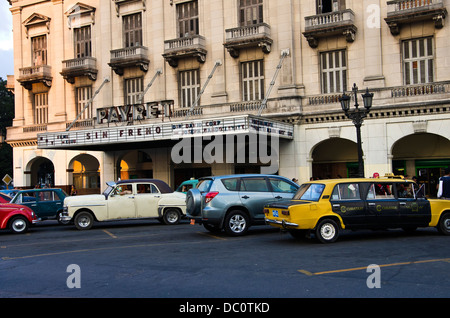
left=2, top=174, right=450, bottom=244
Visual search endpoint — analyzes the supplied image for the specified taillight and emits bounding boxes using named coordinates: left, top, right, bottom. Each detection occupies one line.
left=264, top=209, right=269, bottom=215
left=282, top=210, right=289, bottom=216
left=205, top=192, right=219, bottom=203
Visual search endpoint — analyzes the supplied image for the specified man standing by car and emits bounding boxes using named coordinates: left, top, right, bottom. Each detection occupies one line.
left=437, top=168, right=450, bottom=199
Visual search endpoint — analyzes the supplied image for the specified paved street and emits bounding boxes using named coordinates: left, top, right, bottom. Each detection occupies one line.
left=1, top=218, right=449, bottom=304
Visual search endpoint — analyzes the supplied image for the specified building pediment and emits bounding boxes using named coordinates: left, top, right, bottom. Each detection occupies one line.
left=65, top=3, right=96, bottom=28
left=23, top=13, right=50, bottom=37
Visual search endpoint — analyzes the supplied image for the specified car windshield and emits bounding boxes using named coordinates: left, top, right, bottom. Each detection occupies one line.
left=103, top=185, right=114, bottom=197
left=293, top=183, right=325, bottom=201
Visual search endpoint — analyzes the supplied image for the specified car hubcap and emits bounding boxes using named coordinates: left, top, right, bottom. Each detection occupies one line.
left=79, top=216, right=90, bottom=228
left=229, top=215, right=246, bottom=233
left=444, top=218, right=450, bottom=231
left=13, top=219, right=26, bottom=232
left=167, top=211, right=178, bottom=223
left=320, top=223, right=335, bottom=240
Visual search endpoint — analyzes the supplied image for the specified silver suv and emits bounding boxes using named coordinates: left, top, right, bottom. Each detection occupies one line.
left=186, top=174, right=299, bottom=236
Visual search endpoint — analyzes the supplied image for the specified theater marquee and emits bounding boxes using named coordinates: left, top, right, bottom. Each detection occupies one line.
left=37, top=115, right=294, bottom=150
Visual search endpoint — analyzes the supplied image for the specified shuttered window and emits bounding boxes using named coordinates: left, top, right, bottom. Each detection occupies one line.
left=123, top=13, right=143, bottom=47
left=124, top=77, right=144, bottom=105
left=76, top=86, right=92, bottom=120
left=177, top=1, right=199, bottom=37
left=320, top=50, right=347, bottom=94
left=179, top=69, right=200, bottom=108
left=242, top=60, right=264, bottom=101
left=74, top=26, right=92, bottom=58
left=403, top=37, right=434, bottom=85
left=34, top=92, right=48, bottom=124
left=239, top=0, right=263, bottom=26
left=32, top=35, right=47, bottom=66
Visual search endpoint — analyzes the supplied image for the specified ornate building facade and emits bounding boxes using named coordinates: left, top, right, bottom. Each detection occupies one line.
left=6, top=0, right=450, bottom=197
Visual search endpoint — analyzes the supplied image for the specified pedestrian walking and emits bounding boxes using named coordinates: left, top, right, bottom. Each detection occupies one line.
left=437, top=168, right=450, bottom=199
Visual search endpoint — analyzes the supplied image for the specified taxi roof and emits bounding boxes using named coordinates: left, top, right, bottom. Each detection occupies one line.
left=307, top=177, right=412, bottom=185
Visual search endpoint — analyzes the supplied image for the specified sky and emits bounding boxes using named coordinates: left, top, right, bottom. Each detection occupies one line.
left=0, top=1, right=14, bottom=81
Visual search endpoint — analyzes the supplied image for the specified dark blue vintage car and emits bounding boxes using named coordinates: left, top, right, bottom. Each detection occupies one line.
left=11, top=188, right=69, bottom=224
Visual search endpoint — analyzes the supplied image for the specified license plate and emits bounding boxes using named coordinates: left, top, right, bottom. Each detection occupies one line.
left=272, top=210, right=279, bottom=217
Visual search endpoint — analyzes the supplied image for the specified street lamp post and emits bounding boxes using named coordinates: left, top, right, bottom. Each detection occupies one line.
left=339, top=83, right=374, bottom=178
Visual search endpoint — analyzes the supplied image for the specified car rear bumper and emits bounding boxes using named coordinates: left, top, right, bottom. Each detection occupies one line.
left=265, top=218, right=299, bottom=229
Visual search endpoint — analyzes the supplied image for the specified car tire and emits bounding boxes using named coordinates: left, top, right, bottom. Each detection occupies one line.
left=163, top=208, right=180, bottom=225
left=437, top=213, right=450, bottom=235
left=74, top=211, right=94, bottom=230
left=224, top=210, right=250, bottom=236
left=9, top=216, right=29, bottom=234
left=315, top=219, right=339, bottom=243
left=186, top=189, right=202, bottom=217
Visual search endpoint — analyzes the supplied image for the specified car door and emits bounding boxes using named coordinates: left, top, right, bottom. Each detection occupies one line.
left=365, top=182, right=400, bottom=227
left=14, top=191, right=38, bottom=215
left=135, top=183, right=161, bottom=218
left=268, top=177, right=298, bottom=202
left=330, top=182, right=366, bottom=228
left=239, top=177, right=274, bottom=221
left=107, top=183, right=136, bottom=219
left=36, top=190, right=62, bottom=219
left=396, top=182, right=431, bottom=227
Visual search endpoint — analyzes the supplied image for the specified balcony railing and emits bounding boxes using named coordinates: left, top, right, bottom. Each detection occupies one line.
left=163, top=35, right=207, bottom=67
left=61, top=57, right=98, bottom=83
left=108, top=45, right=149, bottom=75
left=17, top=65, right=52, bottom=90
left=303, top=9, right=357, bottom=48
left=385, top=0, right=447, bottom=34
left=224, top=23, right=273, bottom=58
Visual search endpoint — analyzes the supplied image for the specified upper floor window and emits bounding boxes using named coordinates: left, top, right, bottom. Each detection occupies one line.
left=179, top=69, right=200, bottom=108
left=242, top=60, right=264, bottom=101
left=76, top=86, right=92, bottom=120
left=317, top=0, right=345, bottom=14
left=74, top=26, right=92, bottom=58
left=177, top=1, right=199, bottom=37
left=34, top=92, right=48, bottom=124
left=123, top=12, right=143, bottom=47
left=403, top=37, right=434, bottom=85
left=239, top=0, right=263, bottom=26
left=320, top=50, right=347, bottom=94
left=32, top=35, right=47, bottom=66
left=124, top=77, right=144, bottom=105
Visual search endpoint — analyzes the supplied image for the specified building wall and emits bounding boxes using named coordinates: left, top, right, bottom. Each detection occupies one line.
left=6, top=0, right=450, bottom=194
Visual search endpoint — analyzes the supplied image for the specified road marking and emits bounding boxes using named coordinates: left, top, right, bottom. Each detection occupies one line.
left=298, top=258, right=450, bottom=276
left=102, top=230, right=117, bottom=239
left=196, top=232, right=227, bottom=240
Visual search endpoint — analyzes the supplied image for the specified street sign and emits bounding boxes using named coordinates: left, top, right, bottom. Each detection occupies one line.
left=2, top=174, right=12, bottom=188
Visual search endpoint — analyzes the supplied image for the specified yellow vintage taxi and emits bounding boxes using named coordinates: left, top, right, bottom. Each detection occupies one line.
left=264, top=176, right=450, bottom=243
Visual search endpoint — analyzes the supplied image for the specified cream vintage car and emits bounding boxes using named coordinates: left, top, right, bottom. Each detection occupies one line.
left=62, top=179, right=186, bottom=230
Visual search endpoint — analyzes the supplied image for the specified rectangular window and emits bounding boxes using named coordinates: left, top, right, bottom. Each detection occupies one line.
left=74, top=26, right=92, bottom=58
left=124, top=77, right=144, bottom=105
left=179, top=69, right=200, bottom=108
left=177, top=1, right=199, bottom=37
left=317, top=0, right=345, bottom=14
left=239, top=0, right=263, bottom=26
left=32, top=35, right=47, bottom=66
left=241, top=60, right=264, bottom=101
left=76, top=86, right=92, bottom=120
left=123, top=12, right=143, bottom=47
left=34, top=92, right=48, bottom=124
left=320, top=50, right=347, bottom=94
left=403, top=37, right=434, bottom=85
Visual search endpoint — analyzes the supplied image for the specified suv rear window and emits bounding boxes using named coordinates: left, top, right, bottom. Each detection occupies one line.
left=221, top=178, right=239, bottom=191
left=197, top=179, right=213, bottom=192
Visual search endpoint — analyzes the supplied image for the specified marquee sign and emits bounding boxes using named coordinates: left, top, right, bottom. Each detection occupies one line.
left=37, top=115, right=294, bottom=149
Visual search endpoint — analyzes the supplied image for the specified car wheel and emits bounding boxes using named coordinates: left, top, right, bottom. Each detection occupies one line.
left=186, top=189, right=202, bottom=217
left=163, top=208, right=180, bottom=225
left=9, top=216, right=29, bottom=234
left=315, top=219, right=339, bottom=243
left=224, top=210, right=250, bottom=236
left=437, top=213, right=450, bottom=235
left=74, top=211, right=94, bottom=230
